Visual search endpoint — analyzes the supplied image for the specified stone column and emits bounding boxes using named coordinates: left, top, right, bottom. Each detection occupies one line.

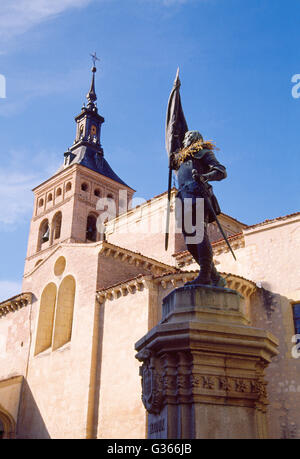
left=135, top=285, right=278, bottom=439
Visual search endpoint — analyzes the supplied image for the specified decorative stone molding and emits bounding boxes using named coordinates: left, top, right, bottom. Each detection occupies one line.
left=99, top=242, right=177, bottom=277
left=0, top=293, right=32, bottom=318
left=135, top=350, right=270, bottom=418
left=97, top=276, right=152, bottom=304
left=154, top=271, right=257, bottom=300
left=223, top=274, right=257, bottom=299
left=96, top=271, right=257, bottom=306
left=174, top=234, right=245, bottom=267
left=213, top=233, right=245, bottom=256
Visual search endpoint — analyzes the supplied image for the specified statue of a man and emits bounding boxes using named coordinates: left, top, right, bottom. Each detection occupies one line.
left=171, top=130, right=227, bottom=287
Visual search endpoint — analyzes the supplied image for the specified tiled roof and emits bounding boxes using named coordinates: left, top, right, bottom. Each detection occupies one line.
left=245, top=211, right=300, bottom=230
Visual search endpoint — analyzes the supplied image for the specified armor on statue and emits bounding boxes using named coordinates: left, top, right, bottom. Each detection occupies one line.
left=171, top=131, right=227, bottom=287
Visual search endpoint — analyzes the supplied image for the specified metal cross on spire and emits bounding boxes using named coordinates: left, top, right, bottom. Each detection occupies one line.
left=86, top=52, right=100, bottom=108
left=90, top=52, right=100, bottom=69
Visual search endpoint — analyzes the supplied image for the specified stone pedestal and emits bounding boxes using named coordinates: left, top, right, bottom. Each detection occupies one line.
left=135, top=285, right=278, bottom=439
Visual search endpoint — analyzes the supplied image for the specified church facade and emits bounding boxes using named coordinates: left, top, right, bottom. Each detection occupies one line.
left=0, top=68, right=299, bottom=439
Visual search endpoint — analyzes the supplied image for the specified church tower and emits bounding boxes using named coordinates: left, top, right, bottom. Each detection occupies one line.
left=24, top=62, right=135, bottom=275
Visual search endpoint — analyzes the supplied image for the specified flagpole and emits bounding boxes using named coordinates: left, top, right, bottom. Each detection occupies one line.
left=165, top=155, right=173, bottom=251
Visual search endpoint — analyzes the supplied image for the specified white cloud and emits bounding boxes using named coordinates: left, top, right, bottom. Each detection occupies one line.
left=0, top=170, right=36, bottom=226
left=0, top=0, right=94, bottom=40
left=0, top=149, right=60, bottom=227
left=0, top=0, right=193, bottom=42
left=0, top=280, right=23, bottom=302
left=0, top=67, right=88, bottom=117
left=0, top=0, right=192, bottom=41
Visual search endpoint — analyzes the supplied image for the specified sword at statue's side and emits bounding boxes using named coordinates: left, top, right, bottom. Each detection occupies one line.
left=192, top=169, right=237, bottom=261
left=165, top=68, right=189, bottom=251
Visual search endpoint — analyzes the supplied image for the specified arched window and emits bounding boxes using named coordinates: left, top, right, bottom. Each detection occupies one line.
left=86, top=214, right=98, bottom=242
left=94, top=188, right=101, bottom=197
left=34, top=283, right=57, bottom=355
left=65, top=182, right=72, bottom=192
left=34, top=274, right=76, bottom=354
left=56, top=187, right=62, bottom=197
left=52, top=276, right=75, bottom=351
left=47, top=193, right=53, bottom=202
left=38, top=198, right=44, bottom=208
left=37, top=219, right=49, bottom=252
left=81, top=182, right=88, bottom=192
left=0, top=407, right=16, bottom=439
left=52, top=211, right=62, bottom=241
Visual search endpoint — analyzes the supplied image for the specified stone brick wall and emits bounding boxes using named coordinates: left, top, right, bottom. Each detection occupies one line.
left=97, top=287, right=149, bottom=439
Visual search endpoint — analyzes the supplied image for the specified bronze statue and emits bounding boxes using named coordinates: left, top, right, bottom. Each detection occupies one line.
left=170, top=130, right=228, bottom=286
left=165, top=71, right=235, bottom=286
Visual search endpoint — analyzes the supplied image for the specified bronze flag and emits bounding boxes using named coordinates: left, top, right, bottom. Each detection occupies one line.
left=165, top=69, right=188, bottom=250
left=165, top=68, right=188, bottom=157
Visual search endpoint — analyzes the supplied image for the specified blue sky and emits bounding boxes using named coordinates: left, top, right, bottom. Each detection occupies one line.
left=0, top=0, right=299, bottom=300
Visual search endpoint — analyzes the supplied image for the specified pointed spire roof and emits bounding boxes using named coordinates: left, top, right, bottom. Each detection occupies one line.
left=86, top=65, right=97, bottom=109
left=174, top=67, right=180, bottom=86
left=86, top=52, right=100, bottom=110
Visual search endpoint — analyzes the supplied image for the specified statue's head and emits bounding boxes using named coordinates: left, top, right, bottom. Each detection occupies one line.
left=183, top=130, right=203, bottom=148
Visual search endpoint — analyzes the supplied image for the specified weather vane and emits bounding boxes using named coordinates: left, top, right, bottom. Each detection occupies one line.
left=90, top=52, right=100, bottom=68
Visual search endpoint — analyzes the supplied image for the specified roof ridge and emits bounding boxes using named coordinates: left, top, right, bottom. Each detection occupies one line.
left=246, top=211, right=300, bottom=230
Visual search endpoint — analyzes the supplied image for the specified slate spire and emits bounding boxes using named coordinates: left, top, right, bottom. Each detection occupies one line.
left=86, top=52, right=100, bottom=110
left=86, top=65, right=97, bottom=110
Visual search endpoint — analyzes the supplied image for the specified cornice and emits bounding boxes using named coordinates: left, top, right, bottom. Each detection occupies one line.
left=97, top=275, right=152, bottom=304
left=0, top=293, right=32, bottom=318
left=174, top=233, right=245, bottom=268
left=96, top=271, right=257, bottom=304
left=152, top=271, right=257, bottom=299
left=99, top=242, right=177, bottom=276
